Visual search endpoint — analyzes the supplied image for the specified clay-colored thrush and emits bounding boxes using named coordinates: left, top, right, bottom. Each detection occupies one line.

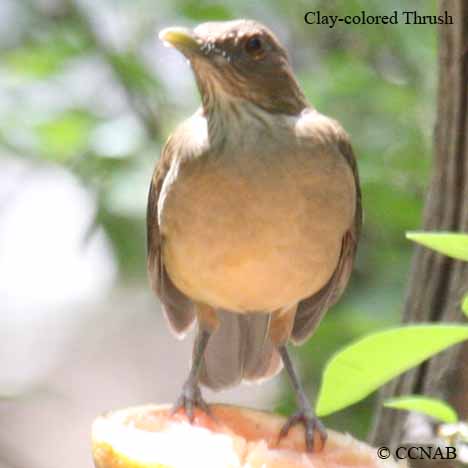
left=147, top=19, right=362, bottom=450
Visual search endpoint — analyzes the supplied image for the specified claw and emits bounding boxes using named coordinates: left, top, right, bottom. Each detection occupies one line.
left=171, top=382, right=212, bottom=422
left=278, top=410, right=327, bottom=452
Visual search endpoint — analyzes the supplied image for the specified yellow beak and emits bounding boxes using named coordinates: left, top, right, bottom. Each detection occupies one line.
left=159, top=27, right=201, bottom=56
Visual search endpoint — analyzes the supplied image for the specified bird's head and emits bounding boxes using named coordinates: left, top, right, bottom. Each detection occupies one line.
left=159, top=20, right=307, bottom=116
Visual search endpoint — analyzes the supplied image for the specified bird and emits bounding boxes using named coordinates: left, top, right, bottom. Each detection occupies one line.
left=147, top=19, right=361, bottom=451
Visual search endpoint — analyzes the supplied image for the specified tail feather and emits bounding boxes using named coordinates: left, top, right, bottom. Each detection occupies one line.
left=198, top=310, right=244, bottom=390
left=198, top=310, right=282, bottom=391
left=242, top=314, right=283, bottom=381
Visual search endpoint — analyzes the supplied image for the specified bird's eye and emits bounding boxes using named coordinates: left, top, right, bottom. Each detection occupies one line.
left=245, top=36, right=264, bottom=58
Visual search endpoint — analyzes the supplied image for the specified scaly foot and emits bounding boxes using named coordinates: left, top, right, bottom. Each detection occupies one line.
left=279, top=409, right=327, bottom=452
left=171, top=381, right=211, bottom=422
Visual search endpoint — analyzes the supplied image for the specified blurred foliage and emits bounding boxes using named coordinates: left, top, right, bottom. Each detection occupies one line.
left=1, top=0, right=437, bottom=438
left=36, top=109, right=97, bottom=161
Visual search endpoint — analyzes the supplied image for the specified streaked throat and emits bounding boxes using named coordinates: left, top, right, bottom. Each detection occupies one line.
left=203, top=88, right=276, bottom=148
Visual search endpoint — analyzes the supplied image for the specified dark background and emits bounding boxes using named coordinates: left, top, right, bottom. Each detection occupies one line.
left=0, top=0, right=436, bottom=466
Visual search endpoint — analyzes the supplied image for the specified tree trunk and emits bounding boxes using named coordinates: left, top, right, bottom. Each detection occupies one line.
left=369, top=0, right=468, bottom=460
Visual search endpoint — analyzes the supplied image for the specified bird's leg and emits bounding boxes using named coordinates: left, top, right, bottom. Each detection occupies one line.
left=277, top=345, right=327, bottom=451
left=173, top=305, right=218, bottom=421
left=172, top=328, right=211, bottom=421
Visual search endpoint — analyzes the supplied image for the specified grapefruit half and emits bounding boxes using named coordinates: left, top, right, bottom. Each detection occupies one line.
left=92, top=404, right=407, bottom=468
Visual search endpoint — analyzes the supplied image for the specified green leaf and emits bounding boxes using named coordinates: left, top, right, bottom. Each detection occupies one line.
left=462, top=295, right=468, bottom=318
left=406, top=232, right=468, bottom=261
left=384, top=396, right=458, bottom=423
left=316, top=325, right=468, bottom=417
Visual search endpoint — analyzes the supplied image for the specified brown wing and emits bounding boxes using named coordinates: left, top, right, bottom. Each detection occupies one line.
left=147, top=135, right=195, bottom=337
left=291, top=134, right=362, bottom=345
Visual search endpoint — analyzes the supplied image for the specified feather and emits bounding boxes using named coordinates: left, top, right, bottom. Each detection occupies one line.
left=292, top=132, right=362, bottom=344
left=199, top=311, right=282, bottom=390
left=146, top=135, right=195, bottom=337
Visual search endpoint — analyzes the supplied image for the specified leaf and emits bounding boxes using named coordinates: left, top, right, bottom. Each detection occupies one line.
left=316, top=325, right=468, bottom=417
left=463, top=295, right=468, bottom=318
left=406, top=232, right=468, bottom=261
left=384, top=395, right=458, bottom=423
